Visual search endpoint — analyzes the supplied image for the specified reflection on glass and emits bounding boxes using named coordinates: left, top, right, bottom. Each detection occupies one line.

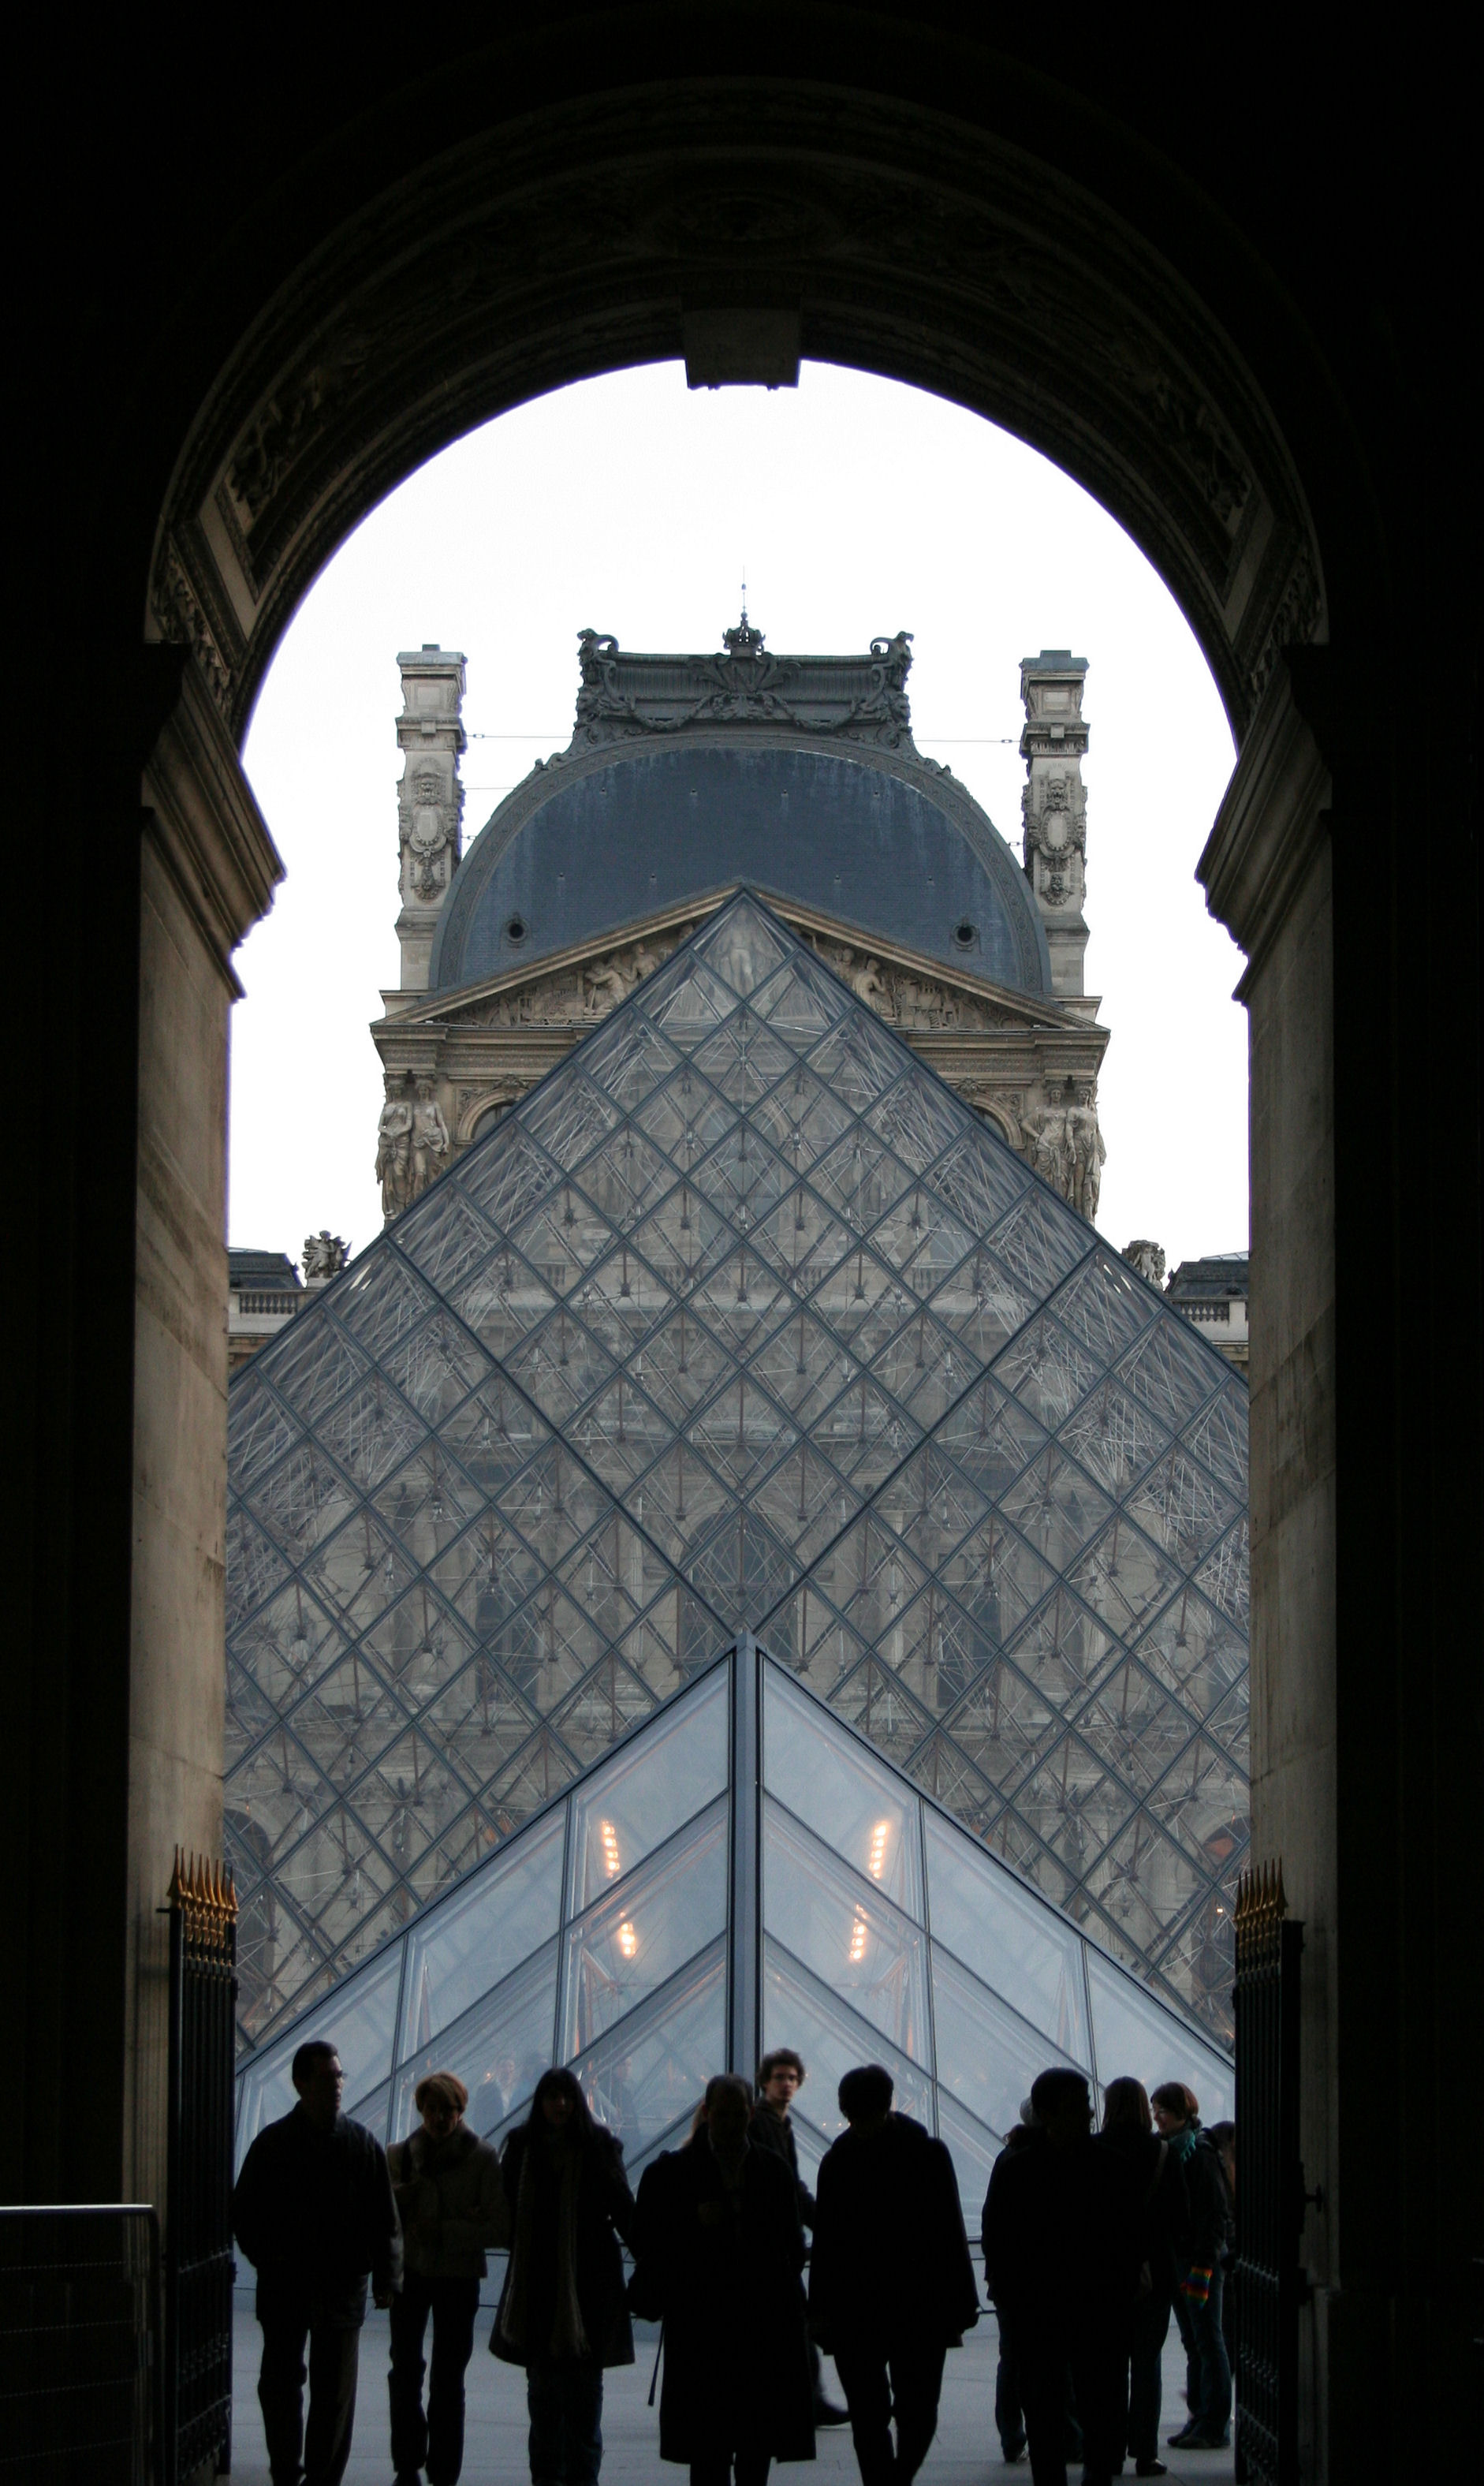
left=1085, top=1950, right=1232, bottom=2118
left=561, top=1799, right=727, bottom=2054
left=763, top=1936, right=934, bottom=2145
left=572, top=1937, right=728, bottom=2159
left=923, top=1809, right=1090, bottom=2065
left=930, top=1944, right=1071, bottom=2142
left=236, top=1949, right=401, bottom=2154
left=763, top=1667, right=923, bottom=1917
left=391, top=1939, right=560, bottom=2144
left=763, top=1800, right=931, bottom=2066
left=397, top=1810, right=563, bottom=2059
left=567, top=1666, right=729, bottom=1914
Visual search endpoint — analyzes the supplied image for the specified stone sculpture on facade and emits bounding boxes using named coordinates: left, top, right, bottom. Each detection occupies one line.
left=1020, top=651, right=1091, bottom=998
left=375, top=1070, right=413, bottom=1220
left=302, top=1230, right=349, bottom=1282
left=1123, top=1238, right=1167, bottom=1287
left=409, top=1076, right=451, bottom=1200
left=394, top=646, right=467, bottom=992
left=1017, top=1089, right=1106, bottom=1219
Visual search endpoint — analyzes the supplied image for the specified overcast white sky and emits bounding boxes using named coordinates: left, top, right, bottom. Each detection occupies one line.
left=235, top=362, right=1244, bottom=1272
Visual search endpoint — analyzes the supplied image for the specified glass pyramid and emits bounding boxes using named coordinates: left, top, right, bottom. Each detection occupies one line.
left=235, top=1648, right=1236, bottom=2212
left=226, top=893, right=1247, bottom=2052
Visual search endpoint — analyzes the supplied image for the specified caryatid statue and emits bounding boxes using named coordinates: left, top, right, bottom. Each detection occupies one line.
left=375, top=1071, right=414, bottom=1221
left=410, top=1077, right=451, bottom=1200
left=1066, top=1092, right=1106, bottom=1222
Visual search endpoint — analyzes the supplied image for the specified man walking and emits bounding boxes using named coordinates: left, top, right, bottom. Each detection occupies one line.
left=809, top=2063, right=979, bottom=2486
left=750, top=2048, right=848, bottom=2426
left=982, top=2066, right=1142, bottom=2486
left=387, top=2070, right=507, bottom=2486
left=232, top=2040, right=402, bottom=2486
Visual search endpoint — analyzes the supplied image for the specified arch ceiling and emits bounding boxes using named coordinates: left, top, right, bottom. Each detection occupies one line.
left=147, top=70, right=1323, bottom=747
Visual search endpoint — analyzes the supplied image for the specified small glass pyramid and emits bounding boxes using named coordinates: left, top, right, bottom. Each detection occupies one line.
left=235, top=1647, right=1235, bottom=2205
left=227, top=894, right=1247, bottom=2051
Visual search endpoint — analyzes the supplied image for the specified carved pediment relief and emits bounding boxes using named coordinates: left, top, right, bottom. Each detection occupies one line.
left=378, top=890, right=1078, bottom=1042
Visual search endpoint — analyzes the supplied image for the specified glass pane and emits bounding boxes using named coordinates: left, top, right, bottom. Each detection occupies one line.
left=571, top=1936, right=728, bottom=2159
left=1085, top=1948, right=1232, bottom=2119
left=763, top=1799, right=931, bottom=2067
left=930, top=1943, right=1075, bottom=2142
left=392, top=1938, right=560, bottom=2144
left=764, top=1665, right=923, bottom=1916
left=236, top=1947, right=402, bottom=2163
left=397, top=1806, right=565, bottom=2057
left=923, top=1809, right=1090, bottom=2065
left=561, top=1797, right=728, bottom=2055
left=567, top=1664, right=729, bottom=1913
left=762, top=1936, right=933, bottom=2148
left=938, top=2088, right=1005, bottom=2230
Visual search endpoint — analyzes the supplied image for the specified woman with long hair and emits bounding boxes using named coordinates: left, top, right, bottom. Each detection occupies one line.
left=491, top=2067, right=636, bottom=2486
left=1100, top=2077, right=1192, bottom=2480
left=1149, top=2081, right=1232, bottom=2453
left=630, top=2072, right=815, bottom=2486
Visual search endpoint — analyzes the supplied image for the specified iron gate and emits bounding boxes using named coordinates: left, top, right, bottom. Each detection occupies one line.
left=1232, top=1858, right=1304, bottom=2486
left=164, top=1851, right=237, bottom=2486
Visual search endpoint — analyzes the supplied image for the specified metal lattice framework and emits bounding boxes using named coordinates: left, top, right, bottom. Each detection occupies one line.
left=226, top=894, right=1247, bottom=2052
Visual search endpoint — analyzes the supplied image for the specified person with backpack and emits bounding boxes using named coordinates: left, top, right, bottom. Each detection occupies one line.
left=1149, top=2083, right=1232, bottom=2452
left=1098, top=2078, right=1191, bottom=2478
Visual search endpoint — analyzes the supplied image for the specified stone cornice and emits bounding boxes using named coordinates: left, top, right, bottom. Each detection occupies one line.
left=140, top=663, right=284, bottom=998
left=1198, top=661, right=1331, bottom=1002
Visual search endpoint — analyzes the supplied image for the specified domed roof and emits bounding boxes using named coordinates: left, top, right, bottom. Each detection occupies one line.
left=429, top=628, right=1051, bottom=998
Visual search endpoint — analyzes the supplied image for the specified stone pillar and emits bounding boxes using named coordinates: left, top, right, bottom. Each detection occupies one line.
left=1020, top=650, right=1090, bottom=997
left=395, top=644, right=466, bottom=991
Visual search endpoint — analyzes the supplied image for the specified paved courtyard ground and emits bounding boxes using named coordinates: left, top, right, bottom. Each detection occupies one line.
left=229, top=2292, right=1234, bottom=2486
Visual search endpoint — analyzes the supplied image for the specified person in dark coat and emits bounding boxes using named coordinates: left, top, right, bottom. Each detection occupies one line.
left=808, top=2063, right=979, bottom=2486
left=631, top=2070, right=815, bottom=2486
left=491, top=2066, right=636, bottom=2486
left=750, top=2048, right=848, bottom=2427
left=1204, top=2122, right=1238, bottom=2404
left=232, top=2038, right=402, bottom=2486
left=386, top=2070, right=509, bottom=2485
left=1099, top=2077, right=1192, bottom=2479
left=985, top=2102, right=1039, bottom=2467
left=1150, top=2085, right=1232, bottom=2451
left=982, top=2065, right=1143, bottom=2486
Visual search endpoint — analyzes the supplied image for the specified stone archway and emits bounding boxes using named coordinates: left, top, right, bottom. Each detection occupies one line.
left=26, top=24, right=1472, bottom=2477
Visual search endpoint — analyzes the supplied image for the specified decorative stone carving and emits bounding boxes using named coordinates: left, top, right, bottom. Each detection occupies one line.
left=1020, top=651, right=1091, bottom=999
left=409, top=1075, right=451, bottom=1200
left=303, top=1230, right=349, bottom=1282
left=568, top=622, right=919, bottom=754
left=1018, top=1088, right=1106, bottom=1219
left=375, top=1070, right=413, bottom=1222
left=457, top=926, right=692, bottom=1029
left=395, top=647, right=467, bottom=991
left=1124, top=1239, right=1167, bottom=1286
left=804, top=935, right=1012, bottom=1031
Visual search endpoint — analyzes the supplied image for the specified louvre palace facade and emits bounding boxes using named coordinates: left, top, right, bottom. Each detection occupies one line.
left=227, top=625, right=1247, bottom=2172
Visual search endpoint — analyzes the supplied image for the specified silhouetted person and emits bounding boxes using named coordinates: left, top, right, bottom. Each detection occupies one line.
left=1150, top=2084, right=1232, bottom=2452
left=491, top=2067, right=636, bottom=2486
left=631, top=2071, right=815, bottom=2486
left=809, top=2063, right=979, bottom=2486
left=1204, top=2122, right=1238, bottom=2402
left=386, top=2070, right=508, bottom=2485
left=750, top=2048, right=848, bottom=2426
left=232, top=2039, right=401, bottom=2486
left=982, top=2065, right=1142, bottom=2486
left=1099, top=2077, right=1192, bottom=2479
left=987, top=2100, right=1042, bottom=2467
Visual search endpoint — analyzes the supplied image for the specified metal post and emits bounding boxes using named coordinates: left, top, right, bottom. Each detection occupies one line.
left=728, top=1634, right=760, bottom=2081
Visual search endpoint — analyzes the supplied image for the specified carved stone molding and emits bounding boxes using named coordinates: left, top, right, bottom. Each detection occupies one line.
left=145, top=79, right=1326, bottom=746
left=1198, top=659, right=1332, bottom=999
left=140, top=662, right=284, bottom=997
